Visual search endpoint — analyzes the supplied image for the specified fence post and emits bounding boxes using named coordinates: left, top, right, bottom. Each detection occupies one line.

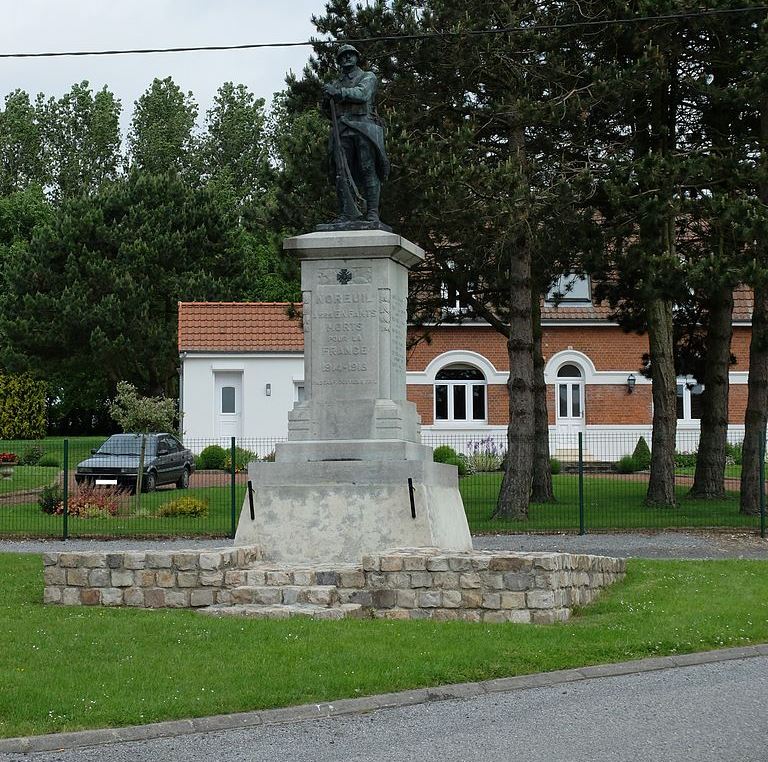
left=230, top=436, right=237, bottom=539
left=62, top=439, right=69, bottom=541
left=578, top=432, right=585, bottom=536
left=760, top=436, right=766, bottom=540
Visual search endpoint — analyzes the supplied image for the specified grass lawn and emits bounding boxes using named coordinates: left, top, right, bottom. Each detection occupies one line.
left=1, top=554, right=767, bottom=738
left=675, top=465, right=742, bottom=478
left=0, top=485, right=245, bottom=538
left=462, top=473, right=760, bottom=533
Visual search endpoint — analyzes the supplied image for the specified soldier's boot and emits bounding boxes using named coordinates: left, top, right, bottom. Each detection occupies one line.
left=364, top=179, right=381, bottom=223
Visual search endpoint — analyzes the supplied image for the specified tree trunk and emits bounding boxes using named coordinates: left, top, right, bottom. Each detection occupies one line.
left=690, top=287, right=734, bottom=498
left=135, top=433, right=146, bottom=512
left=740, top=286, right=768, bottom=515
left=493, top=239, right=534, bottom=520
left=645, top=296, right=677, bottom=507
left=530, top=292, right=554, bottom=502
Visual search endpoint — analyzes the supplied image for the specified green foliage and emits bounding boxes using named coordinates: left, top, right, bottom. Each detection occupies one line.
left=197, top=445, right=228, bottom=470
left=443, top=454, right=469, bottom=476
left=550, top=458, right=562, bottom=475
left=19, top=444, right=44, bottom=465
left=0, top=374, right=46, bottom=439
left=465, top=437, right=504, bottom=472
left=616, top=455, right=641, bottom=474
left=157, top=496, right=209, bottom=518
left=262, top=450, right=276, bottom=462
left=632, top=437, right=652, bottom=470
left=433, top=445, right=459, bottom=464
left=224, top=447, right=257, bottom=473
left=38, top=453, right=60, bottom=468
left=725, top=441, right=743, bottom=466
left=38, top=482, right=63, bottom=514
left=675, top=451, right=698, bottom=469
left=108, top=381, right=176, bottom=434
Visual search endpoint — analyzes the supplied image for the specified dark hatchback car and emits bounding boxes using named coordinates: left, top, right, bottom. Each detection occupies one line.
left=75, top=433, right=195, bottom=492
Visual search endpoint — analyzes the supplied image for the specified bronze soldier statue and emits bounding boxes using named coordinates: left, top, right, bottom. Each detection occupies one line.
left=320, top=44, right=390, bottom=229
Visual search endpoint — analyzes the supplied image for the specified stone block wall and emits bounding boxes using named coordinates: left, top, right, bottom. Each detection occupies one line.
left=43, top=546, right=626, bottom=623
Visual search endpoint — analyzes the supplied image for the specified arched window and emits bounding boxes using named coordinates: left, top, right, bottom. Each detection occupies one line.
left=435, top=364, right=487, bottom=423
left=556, top=363, right=583, bottom=420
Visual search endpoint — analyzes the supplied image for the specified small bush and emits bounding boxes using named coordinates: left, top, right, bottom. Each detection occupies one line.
left=224, top=447, right=257, bottom=473
left=616, top=455, right=640, bottom=474
left=157, top=496, right=209, bottom=518
left=262, top=450, right=276, bottom=462
left=443, top=454, right=469, bottom=476
left=38, top=483, right=63, bottom=514
left=197, top=445, right=227, bottom=470
left=466, top=437, right=504, bottom=472
left=725, top=441, right=743, bottom=466
left=19, top=444, right=44, bottom=465
left=38, top=454, right=61, bottom=468
left=632, top=436, right=651, bottom=470
left=550, top=458, right=562, bottom=475
left=433, top=445, right=459, bottom=464
left=66, top=485, right=130, bottom=518
left=675, top=451, right=697, bottom=469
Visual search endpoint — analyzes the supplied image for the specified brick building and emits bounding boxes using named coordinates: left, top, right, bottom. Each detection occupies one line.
left=178, top=284, right=754, bottom=458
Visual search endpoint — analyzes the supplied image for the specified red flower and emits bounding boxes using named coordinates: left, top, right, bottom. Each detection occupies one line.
left=0, top=452, right=17, bottom=463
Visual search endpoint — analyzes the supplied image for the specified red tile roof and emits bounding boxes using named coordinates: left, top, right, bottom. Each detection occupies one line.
left=178, top=302, right=304, bottom=352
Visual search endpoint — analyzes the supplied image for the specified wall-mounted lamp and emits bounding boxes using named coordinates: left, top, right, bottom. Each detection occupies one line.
left=626, top=373, right=636, bottom=394
left=265, top=383, right=271, bottom=397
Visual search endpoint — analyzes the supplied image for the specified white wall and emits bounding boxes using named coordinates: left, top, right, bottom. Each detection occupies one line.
left=181, top=353, right=304, bottom=450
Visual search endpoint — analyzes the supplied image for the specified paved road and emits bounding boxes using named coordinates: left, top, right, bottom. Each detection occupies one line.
left=3, top=656, right=765, bottom=762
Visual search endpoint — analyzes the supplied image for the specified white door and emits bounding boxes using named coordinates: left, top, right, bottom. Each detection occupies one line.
left=555, top=363, right=585, bottom=448
left=214, top=372, right=242, bottom=439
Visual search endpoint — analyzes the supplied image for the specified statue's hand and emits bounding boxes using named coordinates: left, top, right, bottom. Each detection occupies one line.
left=323, top=83, right=341, bottom=99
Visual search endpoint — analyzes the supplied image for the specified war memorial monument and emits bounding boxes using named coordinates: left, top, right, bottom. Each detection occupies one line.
left=42, top=46, right=625, bottom=623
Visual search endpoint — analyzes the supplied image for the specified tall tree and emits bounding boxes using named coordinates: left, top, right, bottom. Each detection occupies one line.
left=39, top=81, right=122, bottom=200
left=0, top=90, right=47, bottom=194
left=0, top=173, right=242, bottom=427
left=128, top=77, right=197, bottom=176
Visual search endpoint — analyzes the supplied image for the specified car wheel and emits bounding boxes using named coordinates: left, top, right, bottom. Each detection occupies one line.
left=176, top=467, right=190, bottom=490
left=142, top=471, right=157, bottom=493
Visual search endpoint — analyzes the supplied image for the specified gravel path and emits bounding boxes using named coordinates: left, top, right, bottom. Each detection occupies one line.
left=1, top=530, right=767, bottom=558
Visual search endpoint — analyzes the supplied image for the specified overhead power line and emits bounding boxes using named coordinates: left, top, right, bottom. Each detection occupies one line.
left=1, top=5, right=767, bottom=59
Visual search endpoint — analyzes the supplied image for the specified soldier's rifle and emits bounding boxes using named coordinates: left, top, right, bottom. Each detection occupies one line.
left=329, top=97, right=364, bottom=219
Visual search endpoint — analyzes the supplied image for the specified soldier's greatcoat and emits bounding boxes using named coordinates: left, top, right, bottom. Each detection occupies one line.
left=327, top=67, right=390, bottom=182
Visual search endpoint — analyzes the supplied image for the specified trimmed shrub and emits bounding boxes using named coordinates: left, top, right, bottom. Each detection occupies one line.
left=197, top=445, right=227, bottom=470
left=224, top=447, right=257, bottom=473
left=632, top=436, right=652, bottom=470
left=0, top=373, right=46, bottom=439
left=20, top=444, right=44, bottom=466
left=443, top=454, right=469, bottom=476
left=433, top=445, right=459, bottom=464
left=38, top=483, right=63, bottom=514
left=38, top=454, right=61, bottom=468
left=66, top=485, right=130, bottom=518
left=550, top=458, right=562, bottom=475
left=675, top=451, right=697, bottom=469
left=616, top=455, right=640, bottom=474
left=157, top=496, right=209, bottom=518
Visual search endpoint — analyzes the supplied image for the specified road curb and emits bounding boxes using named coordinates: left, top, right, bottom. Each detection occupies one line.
left=2, top=643, right=767, bottom=755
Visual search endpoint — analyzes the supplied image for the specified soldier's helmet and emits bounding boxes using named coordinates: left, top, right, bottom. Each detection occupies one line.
left=336, top=44, right=361, bottom=63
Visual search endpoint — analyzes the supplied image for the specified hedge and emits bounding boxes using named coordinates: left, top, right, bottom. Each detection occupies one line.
left=0, top=374, right=46, bottom=439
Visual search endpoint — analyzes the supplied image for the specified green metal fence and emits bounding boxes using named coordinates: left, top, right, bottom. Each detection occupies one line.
left=0, top=432, right=764, bottom=539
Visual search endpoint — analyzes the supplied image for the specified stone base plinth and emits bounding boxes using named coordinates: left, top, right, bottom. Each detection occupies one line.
left=42, top=546, right=627, bottom=624
left=234, top=459, right=473, bottom=563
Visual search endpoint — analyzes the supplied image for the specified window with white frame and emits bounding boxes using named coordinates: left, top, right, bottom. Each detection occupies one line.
left=546, top=274, right=591, bottom=303
left=294, top=382, right=306, bottom=402
left=434, top=364, right=487, bottom=423
left=676, top=378, right=704, bottom=421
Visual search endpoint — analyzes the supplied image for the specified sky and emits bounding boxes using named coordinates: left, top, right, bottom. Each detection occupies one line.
left=0, top=0, right=331, bottom=130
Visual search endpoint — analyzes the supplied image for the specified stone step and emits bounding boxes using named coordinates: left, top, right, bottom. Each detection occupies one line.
left=226, top=585, right=340, bottom=607
left=198, top=603, right=367, bottom=621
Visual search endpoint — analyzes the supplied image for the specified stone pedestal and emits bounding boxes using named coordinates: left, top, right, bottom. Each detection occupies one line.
left=235, top=230, right=472, bottom=562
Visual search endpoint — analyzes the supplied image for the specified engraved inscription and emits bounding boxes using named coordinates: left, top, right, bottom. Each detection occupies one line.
left=390, top=293, right=407, bottom=375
